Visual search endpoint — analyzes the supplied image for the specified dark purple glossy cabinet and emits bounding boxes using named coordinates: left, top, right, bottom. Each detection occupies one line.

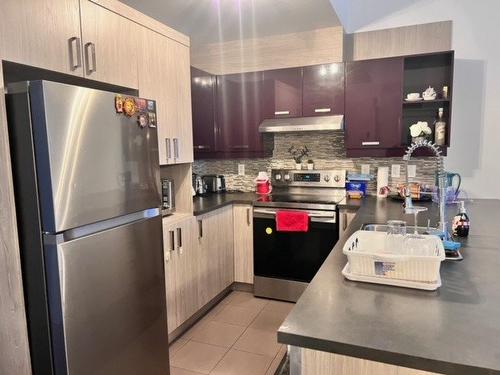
left=216, top=71, right=264, bottom=153
left=345, top=58, right=404, bottom=155
left=261, top=67, right=302, bottom=119
left=191, top=67, right=216, bottom=157
left=303, top=63, right=344, bottom=117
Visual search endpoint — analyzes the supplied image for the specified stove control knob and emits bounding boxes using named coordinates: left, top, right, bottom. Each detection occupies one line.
left=284, top=173, right=291, bottom=181
left=334, top=175, right=341, bottom=183
left=324, top=175, right=331, bottom=182
left=275, top=173, right=282, bottom=181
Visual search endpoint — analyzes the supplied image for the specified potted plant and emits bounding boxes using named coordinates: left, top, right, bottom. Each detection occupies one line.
left=307, top=159, right=314, bottom=170
left=409, top=121, right=432, bottom=143
left=288, top=145, right=309, bottom=170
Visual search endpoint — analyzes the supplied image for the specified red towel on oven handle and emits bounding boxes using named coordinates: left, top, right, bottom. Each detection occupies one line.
left=275, top=210, right=309, bottom=232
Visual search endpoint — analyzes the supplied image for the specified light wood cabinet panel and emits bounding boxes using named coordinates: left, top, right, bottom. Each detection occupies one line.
left=301, top=348, right=442, bottom=375
left=172, top=42, right=194, bottom=164
left=174, top=217, right=199, bottom=326
left=80, top=0, right=139, bottom=88
left=339, top=209, right=357, bottom=238
left=138, top=28, right=193, bottom=165
left=163, top=220, right=178, bottom=334
left=0, top=0, right=82, bottom=76
left=233, top=205, right=254, bottom=284
left=197, top=206, right=234, bottom=305
left=0, top=67, right=32, bottom=375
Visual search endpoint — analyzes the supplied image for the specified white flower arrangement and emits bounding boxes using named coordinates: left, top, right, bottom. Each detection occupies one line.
left=410, top=121, right=432, bottom=138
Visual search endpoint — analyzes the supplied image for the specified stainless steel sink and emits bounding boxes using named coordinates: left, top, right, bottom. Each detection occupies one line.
left=360, top=223, right=438, bottom=235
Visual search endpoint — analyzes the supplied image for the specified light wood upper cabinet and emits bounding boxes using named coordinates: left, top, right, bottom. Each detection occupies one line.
left=0, top=0, right=83, bottom=75
left=233, top=205, right=254, bottom=284
left=80, top=0, right=139, bottom=88
left=138, top=28, right=193, bottom=165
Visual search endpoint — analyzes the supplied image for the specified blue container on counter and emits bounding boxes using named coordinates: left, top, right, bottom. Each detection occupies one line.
left=346, top=181, right=368, bottom=195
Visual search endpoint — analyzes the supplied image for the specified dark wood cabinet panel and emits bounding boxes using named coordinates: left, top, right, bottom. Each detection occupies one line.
left=191, top=67, right=216, bottom=157
left=261, top=67, right=302, bottom=119
left=303, top=63, right=344, bottom=117
left=215, top=71, right=264, bottom=153
left=345, top=57, right=404, bottom=152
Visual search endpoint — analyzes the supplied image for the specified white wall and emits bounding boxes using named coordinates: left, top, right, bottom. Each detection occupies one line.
left=332, top=0, right=500, bottom=199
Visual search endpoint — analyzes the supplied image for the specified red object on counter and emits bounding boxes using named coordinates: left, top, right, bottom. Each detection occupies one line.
left=276, top=211, right=309, bottom=232
left=256, top=179, right=272, bottom=194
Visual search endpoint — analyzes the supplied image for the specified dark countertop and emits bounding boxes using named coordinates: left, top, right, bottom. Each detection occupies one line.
left=278, top=197, right=500, bottom=375
left=192, top=191, right=362, bottom=216
left=193, top=192, right=257, bottom=215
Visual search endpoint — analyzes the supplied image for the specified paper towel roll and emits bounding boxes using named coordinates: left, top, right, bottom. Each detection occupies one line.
left=377, top=167, right=389, bottom=196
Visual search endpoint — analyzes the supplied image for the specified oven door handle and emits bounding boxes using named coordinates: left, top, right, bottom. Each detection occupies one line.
left=253, top=208, right=336, bottom=223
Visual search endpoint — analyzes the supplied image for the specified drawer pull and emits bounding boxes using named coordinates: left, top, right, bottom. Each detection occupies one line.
left=362, top=141, right=380, bottom=146
left=274, top=110, right=290, bottom=115
left=314, top=108, right=331, bottom=113
left=231, top=145, right=249, bottom=149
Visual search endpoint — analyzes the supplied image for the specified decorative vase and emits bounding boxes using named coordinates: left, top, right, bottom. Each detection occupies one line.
left=295, top=163, right=302, bottom=170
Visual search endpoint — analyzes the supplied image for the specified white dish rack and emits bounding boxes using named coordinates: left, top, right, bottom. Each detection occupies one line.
left=342, top=231, right=445, bottom=289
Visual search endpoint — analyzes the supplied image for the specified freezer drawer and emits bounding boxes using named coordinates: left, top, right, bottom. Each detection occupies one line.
left=45, top=215, right=168, bottom=375
left=10, top=80, right=161, bottom=232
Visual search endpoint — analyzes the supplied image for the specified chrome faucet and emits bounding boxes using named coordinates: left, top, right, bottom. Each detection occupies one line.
left=403, top=140, right=449, bottom=241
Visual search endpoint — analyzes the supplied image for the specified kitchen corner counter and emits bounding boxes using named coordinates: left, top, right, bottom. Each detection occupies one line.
left=193, top=192, right=257, bottom=215
left=278, top=197, right=500, bottom=375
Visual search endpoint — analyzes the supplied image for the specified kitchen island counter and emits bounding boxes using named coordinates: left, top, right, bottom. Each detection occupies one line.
left=278, top=197, right=500, bottom=375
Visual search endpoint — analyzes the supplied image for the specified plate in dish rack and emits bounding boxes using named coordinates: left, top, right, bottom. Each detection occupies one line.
left=341, top=263, right=442, bottom=291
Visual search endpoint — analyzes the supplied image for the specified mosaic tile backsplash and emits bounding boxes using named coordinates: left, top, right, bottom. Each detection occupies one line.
left=193, top=131, right=438, bottom=195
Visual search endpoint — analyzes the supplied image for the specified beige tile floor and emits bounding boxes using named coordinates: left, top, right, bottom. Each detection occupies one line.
left=169, top=291, right=294, bottom=375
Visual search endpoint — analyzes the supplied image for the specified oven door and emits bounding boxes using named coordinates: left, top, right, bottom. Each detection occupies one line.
left=253, top=207, right=338, bottom=291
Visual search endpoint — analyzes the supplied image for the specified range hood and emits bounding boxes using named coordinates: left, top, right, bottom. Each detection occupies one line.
left=258, top=115, right=344, bottom=133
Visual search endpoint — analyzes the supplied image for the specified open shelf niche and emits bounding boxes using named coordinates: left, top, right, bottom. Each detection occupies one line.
left=402, top=51, right=454, bottom=156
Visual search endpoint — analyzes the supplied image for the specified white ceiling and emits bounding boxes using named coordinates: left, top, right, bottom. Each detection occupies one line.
left=120, top=0, right=342, bottom=46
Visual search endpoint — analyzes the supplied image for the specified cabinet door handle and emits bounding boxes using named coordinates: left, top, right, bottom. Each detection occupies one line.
left=194, top=145, right=210, bottom=150
left=246, top=208, right=251, bottom=226
left=165, top=138, right=171, bottom=161
left=198, top=220, right=203, bottom=239
left=343, top=212, right=348, bottom=231
left=177, top=227, right=183, bottom=254
left=231, top=145, right=249, bottom=149
left=274, top=110, right=290, bottom=116
left=173, top=138, right=179, bottom=159
left=314, top=108, right=331, bottom=113
left=169, top=230, right=175, bottom=252
left=362, top=141, right=380, bottom=146
left=68, top=37, right=82, bottom=71
left=84, top=42, right=97, bottom=74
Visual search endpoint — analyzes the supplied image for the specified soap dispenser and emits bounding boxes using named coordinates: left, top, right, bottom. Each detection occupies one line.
left=452, top=201, right=470, bottom=237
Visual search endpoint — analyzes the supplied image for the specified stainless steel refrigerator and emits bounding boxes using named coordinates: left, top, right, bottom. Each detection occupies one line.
left=6, top=81, right=169, bottom=375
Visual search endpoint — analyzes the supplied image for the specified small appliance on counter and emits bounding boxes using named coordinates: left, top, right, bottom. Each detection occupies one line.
left=192, top=173, right=207, bottom=196
left=161, top=178, right=175, bottom=215
left=202, top=174, right=226, bottom=193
